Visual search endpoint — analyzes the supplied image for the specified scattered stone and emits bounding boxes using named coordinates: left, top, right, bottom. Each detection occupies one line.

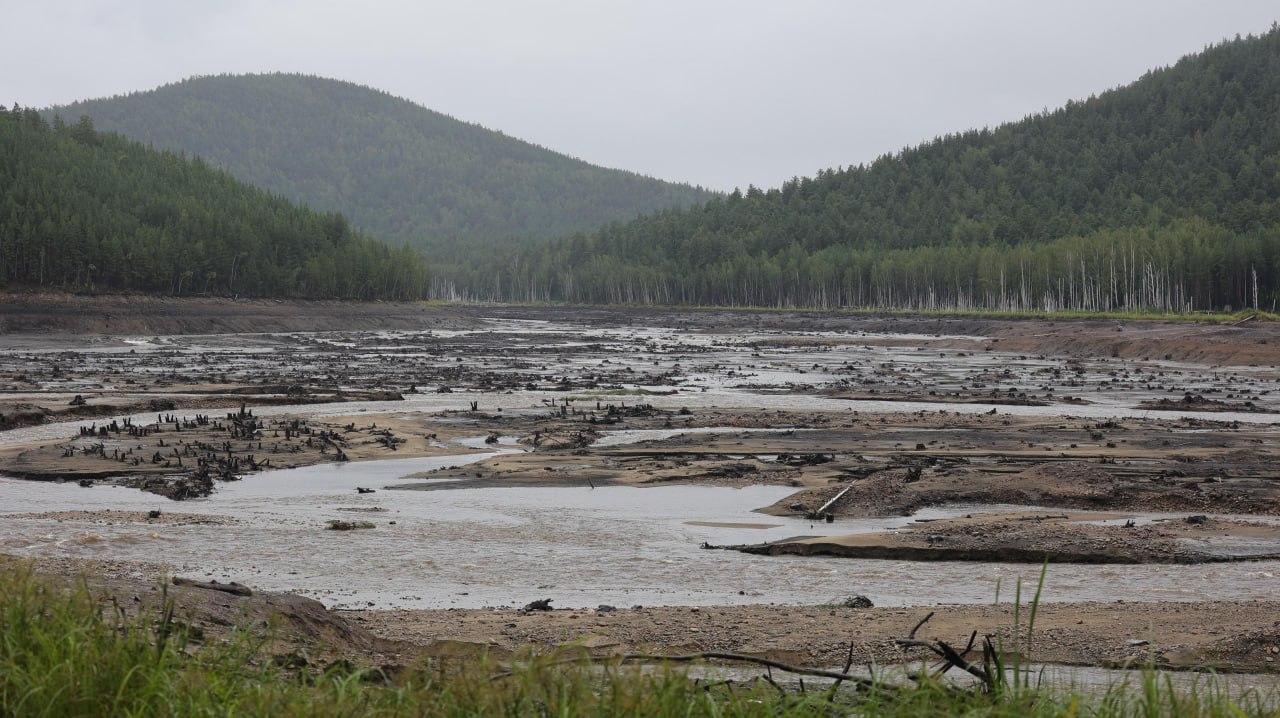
left=520, top=598, right=553, bottom=613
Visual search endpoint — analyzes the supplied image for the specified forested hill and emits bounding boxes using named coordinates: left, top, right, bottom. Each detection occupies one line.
left=53, top=73, right=716, bottom=250
left=0, top=107, right=432, bottom=299
left=467, top=27, right=1280, bottom=312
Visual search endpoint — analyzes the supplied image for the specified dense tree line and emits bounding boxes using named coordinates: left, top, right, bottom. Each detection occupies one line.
left=0, top=107, right=433, bottom=299
left=14, top=29, right=1280, bottom=310
left=449, top=27, right=1280, bottom=312
left=54, top=73, right=715, bottom=251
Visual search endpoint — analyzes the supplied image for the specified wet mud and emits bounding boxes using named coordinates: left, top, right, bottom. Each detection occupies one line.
left=3, top=305, right=1280, bottom=675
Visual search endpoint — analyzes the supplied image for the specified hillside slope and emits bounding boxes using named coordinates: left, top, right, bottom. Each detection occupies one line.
left=474, top=28, right=1280, bottom=311
left=0, top=107, right=430, bottom=299
left=54, top=74, right=716, bottom=249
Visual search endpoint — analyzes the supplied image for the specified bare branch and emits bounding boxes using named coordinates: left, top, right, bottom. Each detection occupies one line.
left=908, top=611, right=936, bottom=639
left=490, top=651, right=883, bottom=690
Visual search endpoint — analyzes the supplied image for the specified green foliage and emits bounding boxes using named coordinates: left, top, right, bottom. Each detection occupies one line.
left=52, top=73, right=716, bottom=253
left=1, top=565, right=1276, bottom=717
left=0, top=107, right=431, bottom=299
left=467, top=27, right=1280, bottom=312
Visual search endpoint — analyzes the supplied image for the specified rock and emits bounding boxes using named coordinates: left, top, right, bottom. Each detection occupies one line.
left=521, top=598, right=553, bottom=613
left=272, top=651, right=309, bottom=668
left=596, top=604, right=617, bottom=613
left=1185, top=514, right=1209, bottom=525
left=326, top=519, right=375, bottom=531
left=172, top=576, right=253, bottom=597
left=127, top=474, right=214, bottom=501
left=776, top=452, right=832, bottom=467
left=839, top=595, right=875, bottom=609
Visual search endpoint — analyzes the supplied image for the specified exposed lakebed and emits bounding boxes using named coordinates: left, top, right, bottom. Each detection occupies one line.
left=3, top=313, right=1279, bottom=612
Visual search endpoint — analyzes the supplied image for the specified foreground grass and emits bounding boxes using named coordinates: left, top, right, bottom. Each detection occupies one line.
left=1, top=567, right=1276, bottom=717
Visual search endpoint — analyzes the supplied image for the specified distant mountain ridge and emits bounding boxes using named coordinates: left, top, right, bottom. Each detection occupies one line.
left=52, top=73, right=716, bottom=249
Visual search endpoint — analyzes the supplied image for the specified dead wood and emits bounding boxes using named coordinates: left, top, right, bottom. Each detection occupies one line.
left=171, top=576, right=253, bottom=597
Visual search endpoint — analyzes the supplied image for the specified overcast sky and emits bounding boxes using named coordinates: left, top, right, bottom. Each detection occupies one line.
left=4, top=1, right=1277, bottom=190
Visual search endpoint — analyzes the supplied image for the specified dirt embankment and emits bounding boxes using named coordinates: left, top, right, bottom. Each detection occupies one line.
left=720, top=512, right=1280, bottom=564
left=4, top=556, right=409, bottom=671
left=359, top=599, right=1280, bottom=674
left=12, top=557, right=1280, bottom=675
left=767, top=459, right=1280, bottom=520
left=0, top=293, right=477, bottom=336
left=1136, top=394, right=1268, bottom=413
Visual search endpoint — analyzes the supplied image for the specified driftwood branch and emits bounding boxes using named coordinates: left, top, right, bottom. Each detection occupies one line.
left=491, top=609, right=1004, bottom=696
left=908, top=611, right=935, bottom=638
left=894, top=614, right=991, bottom=688
left=824, top=641, right=860, bottom=699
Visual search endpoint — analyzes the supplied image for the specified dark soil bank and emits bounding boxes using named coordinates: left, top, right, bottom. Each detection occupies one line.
left=5, top=294, right=1280, bottom=365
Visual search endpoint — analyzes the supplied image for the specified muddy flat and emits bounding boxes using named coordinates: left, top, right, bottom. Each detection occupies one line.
left=3, top=302, right=1280, bottom=677
left=721, top=512, right=1280, bottom=564
left=358, top=599, right=1280, bottom=674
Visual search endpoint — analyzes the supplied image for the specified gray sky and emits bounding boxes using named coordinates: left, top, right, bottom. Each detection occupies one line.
left=4, top=0, right=1277, bottom=191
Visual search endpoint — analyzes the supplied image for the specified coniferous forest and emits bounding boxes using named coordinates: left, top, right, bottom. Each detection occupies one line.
left=0, top=107, right=432, bottom=299
left=5, top=27, right=1280, bottom=310
left=53, top=74, right=716, bottom=253
left=448, top=27, right=1280, bottom=312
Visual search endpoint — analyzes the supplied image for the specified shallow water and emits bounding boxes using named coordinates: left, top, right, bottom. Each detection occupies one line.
left=3, top=445, right=1278, bottom=610
left=3, top=317, right=1280, bottom=610
left=682, top=661, right=1280, bottom=700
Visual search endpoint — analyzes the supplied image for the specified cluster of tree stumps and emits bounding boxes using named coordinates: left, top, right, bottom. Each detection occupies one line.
left=36, top=407, right=377, bottom=500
